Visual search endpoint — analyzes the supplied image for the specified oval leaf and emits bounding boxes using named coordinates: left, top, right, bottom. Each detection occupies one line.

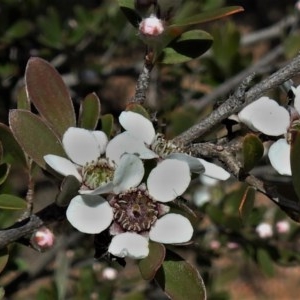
left=126, top=103, right=151, bottom=119
left=257, top=248, right=274, bottom=277
left=291, top=129, right=300, bottom=201
left=155, top=251, right=206, bottom=300
left=16, top=85, right=30, bottom=110
left=9, top=109, right=66, bottom=169
left=100, top=114, right=114, bottom=138
left=56, top=175, right=81, bottom=207
left=0, top=123, right=27, bottom=167
left=118, top=0, right=142, bottom=28
left=139, top=242, right=166, bottom=280
left=242, top=134, right=264, bottom=173
left=78, top=93, right=101, bottom=130
left=25, top=57, right=76, bottom=137
left=158, top=30, right=213, bottom=64
left=0, top=194, right=27, bottom=210
left=0, top=248, right=9, bottom=274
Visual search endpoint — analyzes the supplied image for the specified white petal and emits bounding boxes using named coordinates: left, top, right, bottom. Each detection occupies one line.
left=268, top=139, right=291, bottom=175
left=147, top=159, right=190, bottom=202
left=91, top=131, right=108, bottom=154
left=108, top=232, right=149, bottom=259
left=113, top=154, right=144, bottom=193
left=79, top=182, right=114, bottom=195
left=199, top=159, right=230, bottom=180
left=63, top=127, right=105, bottom=166
left=119, top=111, right=155, bottom=145
left=200, top=175, right=219, bottom=186
left=44, top=154, right=82, bottom=181
left=193, top=187, right=210, bottom=207
left=66, top=195, right=113, bottom=234
left=292, top=86, right=300, bottom=114
left=149, top=213, right=193, bottom=243
left=166, top=153, right=205, bottom=173
left=106, top=132, right=157, bottom=165
left=238, top=97, right=290, bottom=136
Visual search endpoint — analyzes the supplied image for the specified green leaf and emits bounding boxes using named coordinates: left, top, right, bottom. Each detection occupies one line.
left=118, top=0, right=141, bottom=28
left=56, top=175, right=81, bottom=207
left=0, top=123, right=27, bottom=167
left=291, top=130, right=300, bottom=201
left=100, top=114, right=114, bottom=138
left=238, top=186, right=255, bottom=223
left=0, top=194, right=27, bottom=210
left=78, top=93, right=101, bottom=130
left=0, top=248, right=9, bottom=274
left=171, top=6, right=244, bottom=27
left=9, top=109, right=66, bottom=169
left=2, top=19, right=33, bottom=41
left=0, top=164, right=10, bottom=185
left=0, top=286, right=4, bottom=299
left=16, top=85, right=30, bottom=110
left=257, top=248, right=274, bottom=277
left=158, top=30, right=213, bottom=64
left=284, top=33, right=300, bottom=59
left=139, top=242, right=165, bottom=280
left=25, top=57, right=76, bottom=138
left=126, top=103, right=151, bottom=119
left=155, top=251, right=206, bottom=300
left=242, top=134, right=264, bottom=173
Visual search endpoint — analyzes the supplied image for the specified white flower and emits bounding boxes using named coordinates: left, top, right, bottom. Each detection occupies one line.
left=238, top=97, right=290, bottom=136
left=139, top=14, right=164, bottom=37
left=256, top=222, right=273, bottom=239
left=66, top=158, right=193, bottom=259
left=268, top=139, right=291, bottom=175
left=275, top=220, right=290, bottom=234
left=106, top=111, right=230, bottom=180
left=44, top=127, right=144, bottom=194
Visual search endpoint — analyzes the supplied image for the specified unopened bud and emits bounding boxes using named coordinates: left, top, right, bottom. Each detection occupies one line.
left=31, top=227, right=55, bottom=251
left=139, top=14, right=164, bottom=37
left=256, top=223, right=273, bottom=239
left=276, top=220, right=290, bottom=234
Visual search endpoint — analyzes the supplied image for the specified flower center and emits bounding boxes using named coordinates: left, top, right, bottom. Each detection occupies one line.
left=151, top=133, right=184, bottom=156
left=81, top=159, right=114, bottom=190
left=111, top=189, right=159, bottom=233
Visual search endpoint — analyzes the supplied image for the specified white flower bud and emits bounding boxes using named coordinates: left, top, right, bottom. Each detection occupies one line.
left=256, top=223, right=273, bottom=239
left=139, top=14, right=164, bottom=37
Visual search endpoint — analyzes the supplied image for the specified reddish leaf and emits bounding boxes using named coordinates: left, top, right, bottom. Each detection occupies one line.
left=139, top=242, right=165, bottom=280
left=25, top=57, right=76, bottom=137
left=9, top=109, right=66, bottom=169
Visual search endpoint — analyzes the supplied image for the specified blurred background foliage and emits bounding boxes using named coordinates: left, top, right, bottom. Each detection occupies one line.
left=1, top=0, right=300, bottom=299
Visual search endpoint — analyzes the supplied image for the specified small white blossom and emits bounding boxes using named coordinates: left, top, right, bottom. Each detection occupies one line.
left=139, top=14, right=164, bottom=37
left=66, top=157, right=193, bottom=259
left=268, top=139, right=291, bottom=175
left=256, top=222, right=273, bottom=239
left=276, top=220, right=290, bottom=234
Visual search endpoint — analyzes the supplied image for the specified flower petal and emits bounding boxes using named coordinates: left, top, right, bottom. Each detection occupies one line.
left=149, top=213, right=193, bottom=243
left=166, top=153, right=205, bottom=173
left=79, top=182, right=114, bottom=195
left=119, top=111, right=155, bottom=145
left=44, top=154, right=82, bottom=181
left=66, top=195, right=113, bottom=234
left=238, top=97, right=290, bottom=136
left=91, top=130, right=108, bottom=154
left=106, top=132, right=157, bottom=164
left=268, top=138, right=291, bottom=175
left=199, top=159, right=230, bottom=180
left=147, top=159, right=190, bottom=202
left=113, top=154, right=144, bottom=193
left=63, top=127, right=106, bottom=166
left=108, top=232, right=149, bottom=259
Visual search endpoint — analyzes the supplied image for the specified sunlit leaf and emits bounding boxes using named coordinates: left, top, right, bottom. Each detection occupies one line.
left=155, top=250, right=206, bottom=300
left=100, top=114, right=114, bottom=138
left=0, top=248, right=8, bottom=274
left=78, top=93, right=101, bottom=130
left=158, top=30, right=213, bottom=64
left=0, top=123, right=27, bottom=167
left=242, top=134, right=264, bottom=173
left=0, top=163, right=10, bottom=185
left=0, top=194, right=27, bottom=210
left=139, top=242, right=165, bottom=280
left=9, top=109, right=66, bottom=169
left=239, top=186, right=255, bottom=223
left=290, top=129, right=300, bottom=201
left=25, top=57, right=76, bottom=138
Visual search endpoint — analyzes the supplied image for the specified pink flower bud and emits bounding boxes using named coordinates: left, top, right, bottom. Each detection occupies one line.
left=276, top=220, right=290, bottom=234
left=31, top=227, right=55, bottom=250
left=139, top=15, right=164, bottom=37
